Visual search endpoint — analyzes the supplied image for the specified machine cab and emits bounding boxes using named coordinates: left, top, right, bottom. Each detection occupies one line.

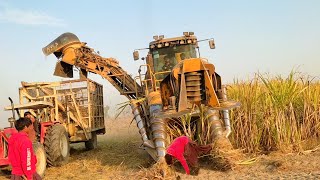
left=133, top=32, right=215, bottom=92
left=148, top=32, right=198, bottom=80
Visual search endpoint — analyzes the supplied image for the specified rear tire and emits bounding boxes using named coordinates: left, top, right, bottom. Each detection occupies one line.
left=33, top=142, right=46, bottom=177
left=85, top=132, right=97, bottom=150
left=44, top=124, right=70, bottom=166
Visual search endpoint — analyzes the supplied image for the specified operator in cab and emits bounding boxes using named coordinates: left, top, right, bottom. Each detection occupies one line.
left=180, top=53, right=190, bottom=60
left=8, top=117, right=41, bottom=180
left=162, top=56, right=175, bottom=71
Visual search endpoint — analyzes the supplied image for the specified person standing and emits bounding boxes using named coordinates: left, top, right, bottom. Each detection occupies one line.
left=24, top=112, right=39, bottom=135
left=24, top=112, right=39, bottom=142
left=8, top=117, right=41, bottom=180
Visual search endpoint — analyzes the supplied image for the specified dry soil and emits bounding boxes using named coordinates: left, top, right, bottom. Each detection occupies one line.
left=1, top=118, right=320, bottom=180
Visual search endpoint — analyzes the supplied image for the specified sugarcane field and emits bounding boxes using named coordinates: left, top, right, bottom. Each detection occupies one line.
left=0, top=1, right=319, bottom=180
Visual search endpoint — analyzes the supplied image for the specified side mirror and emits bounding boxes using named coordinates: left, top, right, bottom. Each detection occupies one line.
left=209, top=39, right=215, bottom=49
left=133, top=51, right=140, bottom=60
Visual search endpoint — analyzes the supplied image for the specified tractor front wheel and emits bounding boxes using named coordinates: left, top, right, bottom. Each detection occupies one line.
left=33, top=142, right=46, bottom=177
left=44, top=124, right=70, bottom=166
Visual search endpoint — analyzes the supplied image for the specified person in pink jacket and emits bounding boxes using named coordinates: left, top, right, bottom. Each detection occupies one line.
left=165, top=136, right=212, bottom=175
left=8, top=117, right=41, bottom=180
left=166, top=136, right=191, bottom=174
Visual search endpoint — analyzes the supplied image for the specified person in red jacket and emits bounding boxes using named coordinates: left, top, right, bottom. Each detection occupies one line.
left=8, top=117, right=41, bottom=180
left=165, top=136, right=212, bottom=175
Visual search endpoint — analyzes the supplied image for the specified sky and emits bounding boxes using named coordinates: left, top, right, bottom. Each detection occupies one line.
left=0, top=0, right=319, bottom=126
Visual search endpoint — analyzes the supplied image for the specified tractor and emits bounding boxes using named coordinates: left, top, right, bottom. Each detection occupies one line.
left=43, top=32, right=240, bottom=164
left=1, top=78, right=105, bottom=176
left=0, top=98, right=48, bottom=177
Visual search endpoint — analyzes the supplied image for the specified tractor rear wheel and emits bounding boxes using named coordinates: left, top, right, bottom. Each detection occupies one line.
left=44, top=124, right=70, bottom=166
left=85, top=132, right=97, bottom=150
left=33, top=142, right=46, bottom=177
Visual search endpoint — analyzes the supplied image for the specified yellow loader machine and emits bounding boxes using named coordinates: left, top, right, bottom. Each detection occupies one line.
left=43, top=32, right=240, bottom=162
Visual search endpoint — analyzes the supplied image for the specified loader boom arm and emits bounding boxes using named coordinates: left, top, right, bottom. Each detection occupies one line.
left=43, top=33, right=142, bottom=100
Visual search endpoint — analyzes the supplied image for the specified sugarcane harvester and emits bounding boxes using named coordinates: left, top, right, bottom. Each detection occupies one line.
left=43, top=32, right=240, bottom=162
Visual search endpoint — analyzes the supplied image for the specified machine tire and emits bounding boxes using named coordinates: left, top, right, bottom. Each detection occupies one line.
left=33, top=142, right=46, bottom=177
left=85, top=132, right=97, bottom=150
left=44, top=124, right=70, bottom=166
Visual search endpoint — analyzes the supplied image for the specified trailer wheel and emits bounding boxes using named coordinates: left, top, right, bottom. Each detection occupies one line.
left=44, top=124, right=70, bottom=166
left=33, top=142, right=46, bottom=177
left=85, top=132, right=97, bottom=150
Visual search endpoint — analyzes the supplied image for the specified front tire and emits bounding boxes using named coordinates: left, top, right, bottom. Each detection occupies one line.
left=33, top=142, right=46, bottom=177
left=44, top=124, right=70, bottom=166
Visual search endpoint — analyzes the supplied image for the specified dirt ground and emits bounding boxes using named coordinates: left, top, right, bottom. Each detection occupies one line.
left=1, top=118, right=320, bottom=180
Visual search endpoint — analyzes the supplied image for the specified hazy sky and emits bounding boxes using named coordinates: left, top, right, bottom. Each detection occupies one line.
left=0, top=0, right=319, bottom=126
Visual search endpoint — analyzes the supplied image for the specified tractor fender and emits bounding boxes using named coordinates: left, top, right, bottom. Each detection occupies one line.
left=39, top=122, right=55, bottom=144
